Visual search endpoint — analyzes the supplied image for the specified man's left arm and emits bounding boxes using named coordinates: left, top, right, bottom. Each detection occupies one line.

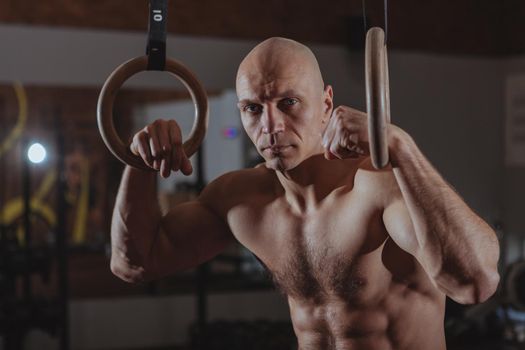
left=383, top=126, right=500, bottom=305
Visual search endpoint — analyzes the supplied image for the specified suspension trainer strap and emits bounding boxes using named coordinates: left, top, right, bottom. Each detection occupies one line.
left=146, top=0, right=168, bottom=71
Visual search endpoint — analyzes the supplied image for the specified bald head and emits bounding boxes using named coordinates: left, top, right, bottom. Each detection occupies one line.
left=235, top=38, right=334, bottom=171
left=236, top=37, right=325, bottom=96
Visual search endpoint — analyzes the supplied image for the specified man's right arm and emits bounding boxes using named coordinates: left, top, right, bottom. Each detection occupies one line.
left=110, top=118, right=235, bottom=283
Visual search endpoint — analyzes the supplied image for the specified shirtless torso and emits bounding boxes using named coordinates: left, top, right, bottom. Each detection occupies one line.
left=197, top=162, right=446, bottom=350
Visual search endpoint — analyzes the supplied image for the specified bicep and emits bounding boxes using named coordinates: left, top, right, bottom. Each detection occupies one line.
left=382, top=198, right=420, bottom=257
left=147, top=200, right=235, bottom=279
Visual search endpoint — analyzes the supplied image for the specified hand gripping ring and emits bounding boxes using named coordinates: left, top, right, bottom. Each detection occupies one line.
left=97, top=55, right=209, bottom=171
left=365, top=27, right=391, bottom=170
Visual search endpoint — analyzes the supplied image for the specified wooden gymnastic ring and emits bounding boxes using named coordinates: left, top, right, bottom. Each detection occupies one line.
left=365, top=27, right=391, bottom=170
left=97, top=55, right=209, bottom=171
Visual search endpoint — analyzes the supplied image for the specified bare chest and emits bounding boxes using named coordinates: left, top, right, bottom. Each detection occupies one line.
left=229, top=195, right=395, bottom=303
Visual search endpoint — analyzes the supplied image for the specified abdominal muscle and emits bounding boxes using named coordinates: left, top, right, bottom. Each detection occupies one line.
left=288, top=286, right=447, bottom=350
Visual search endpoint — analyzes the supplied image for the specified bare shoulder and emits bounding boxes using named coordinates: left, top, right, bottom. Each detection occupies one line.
left=354, top=157, right=401, bottom=207
left=198, top=165, right=277, bottom=215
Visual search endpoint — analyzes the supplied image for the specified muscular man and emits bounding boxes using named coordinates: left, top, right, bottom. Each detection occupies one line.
left=110, top=37, right=500, bottom=349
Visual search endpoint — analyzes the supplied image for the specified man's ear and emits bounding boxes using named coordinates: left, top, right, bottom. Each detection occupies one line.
left=322, top=85, right=334, bottom=124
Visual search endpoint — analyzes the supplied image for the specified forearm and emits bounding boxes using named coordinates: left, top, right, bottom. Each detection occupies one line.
left=389, top=127, right=500, bottom=302
left=110, top=166, right=161, bottom=282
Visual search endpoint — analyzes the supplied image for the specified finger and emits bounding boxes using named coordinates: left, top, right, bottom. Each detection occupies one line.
left=146, top=125, right=161, bottom=170
left=345, top=129, right=368, bottom=155
left=180, top=150, right=193, bottom=176
left=323, top=121, right=339, bottom=159
left=330, top=131, right=358, bottom=159
left=172, top=147, right=182, bottom=172
left=343, top=136, right=364, bottom=158
left=160, top=158, right=171, bottom=178
left=329, top=132, right=344, bottom=159
left=156, top=121, right=172, bottom=159
left=348, top=133, right=359, bottom=147
left=323, top=106, right=347, bottom=147
left=346, top=114, right=370, bottom=142
left=168, top=120, right=182, bottom=171
left=135, top=132, right=154, bottom=168
left=129, top=133, right=141, bottom=156
left=332, top=145, right=359, bottom=159
left=324, top=150, right=338, bottom=160
left=158, top=120, right=173, bottom=178
left=129, top=136, right=139, bottom=156
left=163, top=148, right=173, bottom=178
left=322, top=117, right=337, bottom=148
left=350, top=142, right=367, bottom=156
left=344, top=143, right=362, bottom=158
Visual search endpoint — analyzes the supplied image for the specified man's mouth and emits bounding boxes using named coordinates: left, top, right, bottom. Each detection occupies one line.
left=262, top=145, right=292, bottom=153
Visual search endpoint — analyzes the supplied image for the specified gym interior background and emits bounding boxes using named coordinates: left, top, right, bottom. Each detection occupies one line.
left=0, top=0, right=525, bottom=349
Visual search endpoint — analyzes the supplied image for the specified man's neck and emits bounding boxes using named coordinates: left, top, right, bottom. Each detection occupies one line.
left=274, top=153, right=361, bottom=214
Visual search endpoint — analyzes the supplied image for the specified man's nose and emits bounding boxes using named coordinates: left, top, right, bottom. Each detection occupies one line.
left=261, top=106, right=285, bottom=134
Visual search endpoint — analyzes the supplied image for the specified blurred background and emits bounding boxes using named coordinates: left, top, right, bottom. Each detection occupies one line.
left=0, top=0, right=524, bottom=349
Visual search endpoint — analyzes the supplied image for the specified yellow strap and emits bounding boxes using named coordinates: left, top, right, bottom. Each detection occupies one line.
left=0, top=82, right=27, bottom=158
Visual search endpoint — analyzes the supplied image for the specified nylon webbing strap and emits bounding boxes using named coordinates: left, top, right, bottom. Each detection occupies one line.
left=146, top=0, right=168, bottom=71
left=361, top=0, right=389, bottom=44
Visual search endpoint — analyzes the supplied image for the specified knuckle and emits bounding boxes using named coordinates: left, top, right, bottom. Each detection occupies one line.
left=144, top=125, right=154, bottom=134
left=334, top=106, right=346, bottom=114
left=163, top=144, right=172, bottom=153
left=131, top=133, right=140, bottom=143
left=171, top=124, right=182, bottom=137
left=335, top=112, right=346, bottom=122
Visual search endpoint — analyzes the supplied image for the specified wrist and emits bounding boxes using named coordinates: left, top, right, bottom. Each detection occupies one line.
left=127, top=165, right=157, bottom=177
left=387, top=125, right=415, bottom=167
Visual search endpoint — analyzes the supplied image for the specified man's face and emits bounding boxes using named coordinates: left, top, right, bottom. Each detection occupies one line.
left=237, top=68, right=332, bottom=172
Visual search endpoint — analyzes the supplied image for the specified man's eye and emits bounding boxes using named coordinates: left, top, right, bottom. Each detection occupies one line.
left=282, top=98, right=298, bottom=106
left=244, top=104, right=262, bottom=113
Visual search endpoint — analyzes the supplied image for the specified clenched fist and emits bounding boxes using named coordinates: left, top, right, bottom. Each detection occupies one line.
left=130, top=119, right=193, bottom=178
left=322, top=106, right=370, bottom=160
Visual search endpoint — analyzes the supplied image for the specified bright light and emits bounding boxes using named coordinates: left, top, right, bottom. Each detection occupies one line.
left=27, top=143, right=47, bottom=164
